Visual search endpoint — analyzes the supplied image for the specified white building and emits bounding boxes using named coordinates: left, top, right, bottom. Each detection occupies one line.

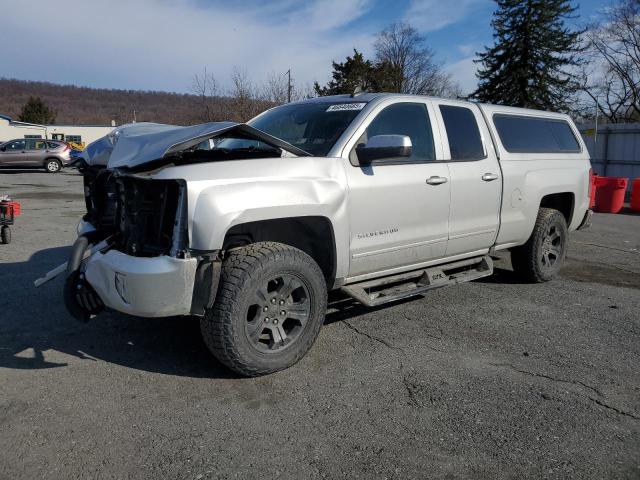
left=0, top=114, right=115, bottom=148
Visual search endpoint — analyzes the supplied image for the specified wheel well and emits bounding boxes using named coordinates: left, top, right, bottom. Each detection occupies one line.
left=223, top=216, right=337, bottom=286
left=540, top=192, right=574, bottom=225
left=44, top=157, right=61, bottom=165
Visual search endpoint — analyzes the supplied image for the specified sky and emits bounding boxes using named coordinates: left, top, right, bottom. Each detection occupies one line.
left=0, top=0, right=607, bottom=96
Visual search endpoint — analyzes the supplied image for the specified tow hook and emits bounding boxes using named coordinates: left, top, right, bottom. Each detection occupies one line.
left=63, top=235, right=104, bottom=322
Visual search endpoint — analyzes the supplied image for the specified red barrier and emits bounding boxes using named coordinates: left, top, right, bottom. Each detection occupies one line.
left=631, top=178, right=640, bottom=212
left=594, top=177, right=628, bottom=214
left=589, top=172, right=597, bottom=209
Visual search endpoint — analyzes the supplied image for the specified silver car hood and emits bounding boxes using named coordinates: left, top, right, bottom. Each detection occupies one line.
left=83, top=121, right=310, bottom=169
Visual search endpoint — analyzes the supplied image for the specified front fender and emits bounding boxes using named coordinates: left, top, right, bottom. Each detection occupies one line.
left=152, top=157, right=350, bottom=280
left=190, top=178, right=348, bottom=251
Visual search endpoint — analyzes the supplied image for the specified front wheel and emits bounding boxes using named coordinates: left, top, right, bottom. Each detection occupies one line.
left=200, top=242, right=328, bottom=377
left=511, top=208, right=568, bottom=283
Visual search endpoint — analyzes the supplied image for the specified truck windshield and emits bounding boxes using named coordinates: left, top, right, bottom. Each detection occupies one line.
left=247, top=102, right=367, bottom=156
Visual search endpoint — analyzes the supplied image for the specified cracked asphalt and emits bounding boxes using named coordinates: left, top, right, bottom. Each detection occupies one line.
left=1, top=170, right=639, bottom=479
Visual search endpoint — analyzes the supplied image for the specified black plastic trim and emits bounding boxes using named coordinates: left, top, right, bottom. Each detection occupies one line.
left=190, top=255, right=222, bottom=316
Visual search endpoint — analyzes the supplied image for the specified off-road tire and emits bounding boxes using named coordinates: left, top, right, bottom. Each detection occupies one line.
left=45, top=158, right=62, bottom=173
left=201, top=242, right=328, bottom=377
left=1, top=226, right=10, bottom=244
left=511, top=208, right=568, bottom=283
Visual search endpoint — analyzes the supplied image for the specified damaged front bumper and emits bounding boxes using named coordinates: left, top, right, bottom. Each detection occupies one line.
left=43, top=235, right=218, bottom=321
left=35, top=167, right=221, bottom=321
left=84, top=250, right=198, bottom=318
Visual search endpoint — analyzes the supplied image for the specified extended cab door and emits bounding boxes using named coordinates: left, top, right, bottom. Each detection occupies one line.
left=342, top=100, right=451, bottom=280
left=432, top=100, right=502, bottom=257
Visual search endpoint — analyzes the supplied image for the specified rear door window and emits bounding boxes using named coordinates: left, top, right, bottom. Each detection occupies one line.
left=26, top=139, right=45, bottom=150
left=439, top=105, right=485, bottom=160
left=493, top=115, right=580, bottom=153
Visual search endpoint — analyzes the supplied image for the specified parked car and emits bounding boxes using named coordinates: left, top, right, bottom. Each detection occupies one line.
left=37, top=93, right=592, bottom=376
left=0, top=139, right=71, bottom=173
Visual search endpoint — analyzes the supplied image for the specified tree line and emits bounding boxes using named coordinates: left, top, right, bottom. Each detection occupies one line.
left=189, top=0, right=640, bottom=124
left=9, top=0, right=640, bottom=125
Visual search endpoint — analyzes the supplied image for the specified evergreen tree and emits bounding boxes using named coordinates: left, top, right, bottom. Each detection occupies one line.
left=18, top=96, right=56, bottom=124
left=472, top=0, right=583, bottom=111
left=314, top=50, right=396, bottom=96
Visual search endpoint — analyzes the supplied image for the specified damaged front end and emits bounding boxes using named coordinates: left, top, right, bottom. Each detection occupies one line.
left=63, top=167, right=205, bottom=321
left=36, top=120, right=308, bottom=322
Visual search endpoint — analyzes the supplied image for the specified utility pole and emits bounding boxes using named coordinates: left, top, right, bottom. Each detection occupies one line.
left=286, top=69, right=292, bottom=103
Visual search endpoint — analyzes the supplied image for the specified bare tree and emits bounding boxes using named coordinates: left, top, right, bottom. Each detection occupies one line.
left=294, top=82, right=318, bottom=101
left=374, top=22, right=458, bottom=97
left=260, top=71, right=317, bottom=104
left=582, top=0, right=640, bottom=123
left=261, top=71, right=290, bottom=105
left=229, top=67, right=265, bottom=121
left=190, top=68, right=223, bottom=122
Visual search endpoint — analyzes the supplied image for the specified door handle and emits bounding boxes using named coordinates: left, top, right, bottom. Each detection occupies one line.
left=482, top=173, right=499, bottom=182
left=426, top=176, right=448, bottom=185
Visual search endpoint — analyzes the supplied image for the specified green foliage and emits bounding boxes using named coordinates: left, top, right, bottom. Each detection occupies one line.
left=472, top=0, right=583, bottom=111
left=314, top=50, right=397, bottom=96
left=18, top=96, right=56, bottom=124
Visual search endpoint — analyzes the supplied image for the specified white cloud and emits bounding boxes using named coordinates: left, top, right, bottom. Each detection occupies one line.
left=446, top=56, right=478, bottom=95
left=403, top=0, right=485, bottom=32
left=300, top=0, right=373, bottom=31
left=0, top=0, right=375, bottom=93
left=457, top=44, right=476, bottom=57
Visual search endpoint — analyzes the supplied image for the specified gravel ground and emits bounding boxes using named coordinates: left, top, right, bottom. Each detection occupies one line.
left=1, top=169, right=639, bottom=479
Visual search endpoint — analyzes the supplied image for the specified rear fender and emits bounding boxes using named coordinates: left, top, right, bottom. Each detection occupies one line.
left=497, top=165, right=589, bottom=246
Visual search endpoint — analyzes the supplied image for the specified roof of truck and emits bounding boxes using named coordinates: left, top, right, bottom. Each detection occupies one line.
left=289, top=93, right=384, bottom=105
left=291, top=93, right=568, bottom=119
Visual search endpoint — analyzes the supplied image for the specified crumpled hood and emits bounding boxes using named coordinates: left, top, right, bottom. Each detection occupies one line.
left=82, top=121, right=309, bottom=169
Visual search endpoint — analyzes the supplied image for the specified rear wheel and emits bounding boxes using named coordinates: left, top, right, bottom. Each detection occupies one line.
left=200, top=242, right=328, bottom=377
left=511, top=208, right=568, bottom=282
left=1, top=226, right=10, bottom=244
left=45, top=159, right=62, bottom=173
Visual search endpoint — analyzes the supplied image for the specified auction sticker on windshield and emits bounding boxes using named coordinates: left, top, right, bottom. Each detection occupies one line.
left=326, top=103, right=367, bottom=112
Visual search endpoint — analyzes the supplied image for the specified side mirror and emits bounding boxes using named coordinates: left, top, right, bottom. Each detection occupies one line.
left=355, top=135, right=412, bottom=164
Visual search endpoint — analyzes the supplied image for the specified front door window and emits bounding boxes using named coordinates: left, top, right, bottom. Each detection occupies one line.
left=5, top=140, right=26, bottom=151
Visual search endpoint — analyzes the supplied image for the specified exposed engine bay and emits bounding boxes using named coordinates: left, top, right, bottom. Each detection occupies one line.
left=35, top=120, right=309, bottom=322
left=75, top=120, right=310, bottom=259
left=82, top=167, right=187, bottom=258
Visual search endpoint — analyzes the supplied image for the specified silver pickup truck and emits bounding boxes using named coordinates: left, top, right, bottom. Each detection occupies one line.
left=39, top=93, right=593, bottom=376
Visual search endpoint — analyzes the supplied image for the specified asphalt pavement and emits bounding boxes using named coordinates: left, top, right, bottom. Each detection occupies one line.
left=0, top=169, right=638, bottom=479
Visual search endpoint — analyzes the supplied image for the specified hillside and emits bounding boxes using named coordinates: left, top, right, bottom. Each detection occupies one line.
left=0, top=78, right=267, bottom=126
